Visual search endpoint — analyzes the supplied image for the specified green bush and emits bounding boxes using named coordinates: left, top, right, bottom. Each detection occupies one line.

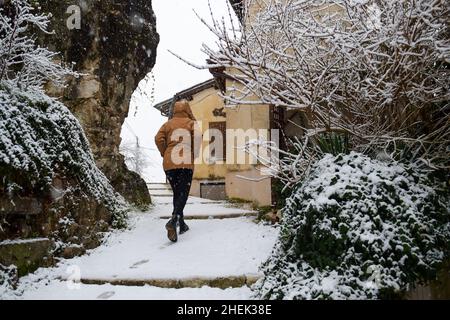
left=316, top=133, right=349, bottom=156
left=253, top=152, right=450, bottom=299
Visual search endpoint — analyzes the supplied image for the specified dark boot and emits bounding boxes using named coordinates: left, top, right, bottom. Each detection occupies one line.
left=179, top=217, right=189, bottom=235
left=165, top=216, right=178, bottom=242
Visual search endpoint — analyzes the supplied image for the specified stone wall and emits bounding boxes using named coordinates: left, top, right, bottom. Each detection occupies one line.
left=405, top=260, right=450, bottom=300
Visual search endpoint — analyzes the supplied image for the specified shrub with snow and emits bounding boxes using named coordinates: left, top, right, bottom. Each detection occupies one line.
left=0, top=264, right=18, bottom=296
left=0, top=84, right=128, bottom=227
left=253, top=152, right=450, bottom=299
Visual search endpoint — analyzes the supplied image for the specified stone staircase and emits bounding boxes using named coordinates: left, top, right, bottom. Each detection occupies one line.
left=147, top=183, right=173, bottom=198
left=4, top=185, right=276, bottom=300
left=48, top=188, right=273, bottom=297
left=147, top=183, right=259, bottom=220
left=54, top=213, right=276, bottom=294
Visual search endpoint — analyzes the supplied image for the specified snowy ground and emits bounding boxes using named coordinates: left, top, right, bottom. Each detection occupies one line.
left=1, top=197, right=278, bottom=300
left=20, top=281, right=253, bottom=300
left=59, top=214, right=275, bottom=281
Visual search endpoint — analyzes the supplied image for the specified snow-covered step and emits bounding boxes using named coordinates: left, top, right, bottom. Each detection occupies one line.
left=18, top=281, right=252, bottom=300
left=149, top=189, right=173, bottom=196
left=147, top=183, right=170, bottom=190
left=153, top=203, right=258, bottom=220
left=79, top=274, right=260, bottom=289
left=148, top=187, right=170, bottom=191
left=148, top=188, right=171, bottom=191
left=151, top=194, right=173, bottom=198
left=152, top=197, right=225, bottom=205
left=147, top=183, right=173, bottom=198
left=154, top=200, right=227, bottom=206
left=56, top=216, right=277, bottom=287
left=3, top=202, right=277, bottom=300
left=152, top=196, right=257, bottom=219
left=158, top=212, right=258, bottom=220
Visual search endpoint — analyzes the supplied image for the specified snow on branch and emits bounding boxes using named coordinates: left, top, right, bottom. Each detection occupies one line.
left=183, top=0, right=450, bottom=172
left=0, top=0, right=78, bottom=96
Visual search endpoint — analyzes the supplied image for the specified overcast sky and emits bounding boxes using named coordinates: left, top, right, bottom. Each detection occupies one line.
left=120, top=0, right=236, bottom=182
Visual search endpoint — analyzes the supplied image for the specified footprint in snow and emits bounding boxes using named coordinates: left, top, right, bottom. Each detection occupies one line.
left=159, top=242, right=176, bottom=249
left=129, top=259, right=150, bottom=269
left=97, top=291, right=115, bottom=300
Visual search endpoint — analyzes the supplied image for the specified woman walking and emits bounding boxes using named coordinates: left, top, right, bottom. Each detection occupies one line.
left=155, top=100, right=200, bottom=242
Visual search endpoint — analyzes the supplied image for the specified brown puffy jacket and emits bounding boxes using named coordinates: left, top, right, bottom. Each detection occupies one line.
left=155, top=101, right=201, bottom=171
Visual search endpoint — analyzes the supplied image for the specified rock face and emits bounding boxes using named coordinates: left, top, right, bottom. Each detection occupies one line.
left=0, top=0, right=158, bottom=276
left=40, top=0, right=159, bottom=207
left=0, top=86, right=117, bottom=268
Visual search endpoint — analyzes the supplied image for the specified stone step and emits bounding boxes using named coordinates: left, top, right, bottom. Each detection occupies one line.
left=149, top=189, right=173, bottom=196
left=20, top=281, right=253, bottom=300
left=57, top=217, right=277, bottom=288
left=148, top=186, right=171, bottom=190
left=153, top=196, right=228, bottom=206
left=75, top=274, right=260, bottom=289
left=153, top=200, right=259, bottom=220
left=158, top=212, right=258, bottom=220
left=154, top=201, right=227, bottom=206
left=147, top=183, right=169, bottom=188
left=0, top=238, right=53, bottom=276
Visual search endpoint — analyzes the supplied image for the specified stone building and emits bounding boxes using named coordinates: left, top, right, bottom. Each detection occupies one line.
left=153, top=0, right=302, bottom=207
left=154, top=77, right=283, bottom=206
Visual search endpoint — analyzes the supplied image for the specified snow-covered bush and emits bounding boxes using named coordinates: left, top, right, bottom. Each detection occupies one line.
left=0, top=264, right=18, bottom=295
left=0, top=84, right=128, bottom=227
left=253, top=152, right=450, bottom=299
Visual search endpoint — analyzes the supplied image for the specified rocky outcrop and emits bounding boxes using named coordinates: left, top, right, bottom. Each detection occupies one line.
left=40, top=0, right=159, bottom=207
left=0, top=86, right=119, bottom=269
left=0, top=0, right=158, bottom=276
